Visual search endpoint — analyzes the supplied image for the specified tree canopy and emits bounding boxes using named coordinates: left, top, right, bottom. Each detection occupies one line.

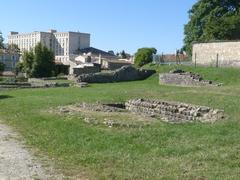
left=7, top=44, right=20, bottom=53
left=120, top=50, right=127, bottom=59
left=134, top=48, right=157, bottom=67
left=184, top=0, right=240, bottom=55
left=18, top=43, right=55, bottom=78
left=0, top=31, right=4, bottom=49
left=0, top=62, right=4, bottom=72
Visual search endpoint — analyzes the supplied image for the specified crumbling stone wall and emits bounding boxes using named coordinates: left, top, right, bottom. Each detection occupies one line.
left=73, top=66, right=100, bottom=76
left=159, top=71, right=218, bottom=87
left=125, top=99, right=224, bottom=123
left=77, top=66, right=156, bottom=83
left=192, top=41, right=240, bottom=67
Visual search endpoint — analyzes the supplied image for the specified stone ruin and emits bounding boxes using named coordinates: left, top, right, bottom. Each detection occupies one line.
left=77, top=65, right=156, bottom=83
left=125, top=99, right=224, bottom=123
left=159, top=69, right=221, bottom=87
left=55, top=99, right=224, bottom=125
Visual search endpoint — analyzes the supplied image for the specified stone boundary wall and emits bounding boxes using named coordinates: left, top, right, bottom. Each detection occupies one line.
left=125, top=99, right=224, bottom=123
left=192, top=41, right=240, bottom=67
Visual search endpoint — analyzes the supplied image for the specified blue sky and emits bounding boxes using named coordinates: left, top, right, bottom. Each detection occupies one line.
left=1, top=0, right=197, bottom=54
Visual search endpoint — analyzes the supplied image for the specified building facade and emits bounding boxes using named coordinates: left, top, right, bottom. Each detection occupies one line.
left=0, top=50, right=20, bottom=71
left=8, top=30, right=90, bottom=65
left=192, top=41, right=240, bottom=67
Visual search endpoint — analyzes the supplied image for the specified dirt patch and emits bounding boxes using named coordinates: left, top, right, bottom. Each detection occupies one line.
left=0, top=123, right=64, bottom=179
left=51, top=102, right=157, bottom=128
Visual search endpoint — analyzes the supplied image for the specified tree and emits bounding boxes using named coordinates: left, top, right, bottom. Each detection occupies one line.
left=20, top=50, right=34, bottom=76
left=134, top=48, right=157, bottom=67
left=0, top=62, right=4, bottom=72
left=18, top=43, right=55, bottom=78
left=7, top=44, right=20, bottom=53
left=120, top=50, right=127, bottom=59
left=0, top=31, right=4, bottom=49
left=184, top=0, right=240, bottom=55
left=31, top=43, right=55, bottom=77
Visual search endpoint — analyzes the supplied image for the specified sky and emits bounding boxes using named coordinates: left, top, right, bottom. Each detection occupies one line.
left=1, top=0, right=197, bottom=54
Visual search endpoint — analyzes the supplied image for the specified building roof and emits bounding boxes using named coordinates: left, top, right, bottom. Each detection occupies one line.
left=78, top=47, right=117, bottom=58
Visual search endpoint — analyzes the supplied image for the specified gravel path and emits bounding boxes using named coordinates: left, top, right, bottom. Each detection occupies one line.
left=0, top=123, right=63, bottom=179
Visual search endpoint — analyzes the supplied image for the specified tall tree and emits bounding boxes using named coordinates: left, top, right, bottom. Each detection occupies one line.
left=31, top=43, right=55, bottom=77
left=18, top=43, right=55, bottom=78
left=120, top=50, right=127, bottom=59
left=0, top=62, right=4, bottom=72
left=134, top=48, right=157, bottom=67
left=0, top=31, right=4, bottom=49
left=184, top=0, right=240, bottom=55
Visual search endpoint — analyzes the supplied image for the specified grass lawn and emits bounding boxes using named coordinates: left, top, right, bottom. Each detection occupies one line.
left=0, top=64, right=240, bottom=179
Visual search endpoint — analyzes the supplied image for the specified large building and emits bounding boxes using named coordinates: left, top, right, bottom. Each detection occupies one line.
left=8, top=30, right=90, bottom=65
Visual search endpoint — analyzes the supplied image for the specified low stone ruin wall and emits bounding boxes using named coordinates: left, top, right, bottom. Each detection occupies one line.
left=0, top=80, right=69, bottom=89
left=159, top=70, right=220, bottom=87
left=77, top=66, right=156, bottom=83
left=73, top=66, right=100, bottom=76
left=125, top=99, right=224, bottom=123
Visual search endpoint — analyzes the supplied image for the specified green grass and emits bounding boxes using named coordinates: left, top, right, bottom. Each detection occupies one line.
left=0, top=65, right=240, bottom=179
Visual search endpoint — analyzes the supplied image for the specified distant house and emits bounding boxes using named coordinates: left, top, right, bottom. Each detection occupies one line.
left=101, top=59, right=132, bottom=70
left=73, top=63, right=101, bottom=76
left=0, top=49, right=20, bottom=71
left=72, top=47, right=132, bottom=72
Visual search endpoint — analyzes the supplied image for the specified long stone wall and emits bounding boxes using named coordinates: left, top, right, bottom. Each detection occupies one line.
left=192, top=41, right=240, bottom=67
left=125, top=99, right=224, bottom=123
left=73, top=66, right=100, bottom=76
left=77, top=66, right=156, bottom=83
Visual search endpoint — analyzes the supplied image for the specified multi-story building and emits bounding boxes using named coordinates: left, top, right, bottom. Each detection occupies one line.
left=8, top=30, right=90, bottom=66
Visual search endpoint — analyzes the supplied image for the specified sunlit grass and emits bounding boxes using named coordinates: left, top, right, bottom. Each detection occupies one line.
left=0, top=64, right=240, bottom=179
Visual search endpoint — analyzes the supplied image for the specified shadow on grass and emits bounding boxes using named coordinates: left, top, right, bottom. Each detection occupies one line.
left=0, top=95, right=13, bottom=100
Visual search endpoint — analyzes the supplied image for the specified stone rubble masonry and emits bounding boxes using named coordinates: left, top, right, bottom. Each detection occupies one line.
left=159, top=71, right=219, bottom=87
left=73, top=66, right=100, bottom=76
left=77, top=65, right=156, bottom=83
left=125, top=99, right=224, bottom=123
left=192, top=41, right=240, bottom=67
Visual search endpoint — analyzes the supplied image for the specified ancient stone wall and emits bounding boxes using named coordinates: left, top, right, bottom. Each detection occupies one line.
left=159, top=72, right=218, bottom=87
left=77, top=66, right=156, bottom=83
left=73, top=66, right=100, bottom=76
left=192, top=41, right=240, bottom=67
left=125, top=99, right=224, bottom=123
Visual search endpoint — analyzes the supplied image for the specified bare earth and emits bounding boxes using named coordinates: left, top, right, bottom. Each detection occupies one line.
left=0, top=123, right=63, bottom=179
